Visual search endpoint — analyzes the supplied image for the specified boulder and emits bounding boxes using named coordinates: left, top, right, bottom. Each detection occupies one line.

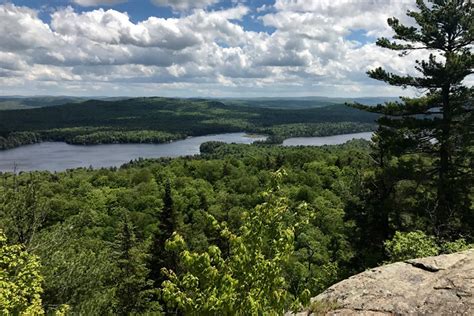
left=292, top=249, right=473, bottom=315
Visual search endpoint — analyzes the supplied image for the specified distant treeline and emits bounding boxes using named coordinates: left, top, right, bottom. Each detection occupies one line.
left=260, top=122, right=375, bottom=144
left=0, top=97, right=377, bottom=149
left=0, top=131, right=42, bottom=150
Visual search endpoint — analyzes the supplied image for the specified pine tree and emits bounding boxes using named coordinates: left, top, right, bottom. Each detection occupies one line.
left=148, top=179, right=178, bottom=286
left=355, top=0, right=473, bottom=239
left=114, top=217, right=154, bottom=315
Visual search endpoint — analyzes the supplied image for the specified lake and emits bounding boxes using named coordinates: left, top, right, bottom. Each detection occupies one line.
left=0, top=132, right=373, bottom=172
left=0, top=133, right=266, bottom=172
left=282, top=132, right=373, bottom=146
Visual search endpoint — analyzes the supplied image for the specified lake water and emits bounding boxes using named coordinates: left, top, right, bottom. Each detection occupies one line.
left=282, top=132, right=373, bottom=146
left=0, top=133, right=266, bottom=172
left=0, top=131, right=374, bottom=172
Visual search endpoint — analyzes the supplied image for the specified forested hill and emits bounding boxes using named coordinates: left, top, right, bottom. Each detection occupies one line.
left=0, top=96, right=86, bottom=110
left=0, top=97, right=377, bottom=149
left=0, top=95, right=398, bottom=111
left=218, top=96, right=400, bottom=109
left=0, top=96, right=127, bottom=110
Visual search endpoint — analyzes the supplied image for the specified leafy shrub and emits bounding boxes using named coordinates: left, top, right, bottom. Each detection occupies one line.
left=440, top=239, right=473, bottom=254
left=384, top=231, right=439, bottom=262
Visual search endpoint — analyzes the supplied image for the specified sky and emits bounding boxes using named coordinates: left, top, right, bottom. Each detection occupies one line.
left=0, top=0, right=439, bottom=97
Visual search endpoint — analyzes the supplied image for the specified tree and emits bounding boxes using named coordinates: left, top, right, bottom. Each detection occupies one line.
left=354, top=0, right=473, bottom=238
left=148, top=179, right=179, bottom=285
left=31, top=219, right=117, bottom=315
left=113, top=216, right=156, bottom=315
left=0, top=230, right=44, bottom=315
left=161, top=171, right=310, bottom=314
left=0, top=174, right=47, bottom=248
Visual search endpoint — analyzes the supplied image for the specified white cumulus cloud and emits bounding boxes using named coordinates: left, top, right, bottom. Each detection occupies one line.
left=0, top=1, right=431, bottom=97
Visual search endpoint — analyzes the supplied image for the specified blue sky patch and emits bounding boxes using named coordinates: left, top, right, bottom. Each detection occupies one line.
left=345, top=29, right=375, bottom=46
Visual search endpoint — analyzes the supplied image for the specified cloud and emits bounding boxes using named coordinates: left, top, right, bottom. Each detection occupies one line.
left=151, top=0, right=219, bottom=11
left=0, top=52, right=28, bottom=71
left=50, top=6, right=250, bottom=49
left=51, top=7, right=201, bottom=50
left=72, top=0, right=128, bottom=7
left=256, top=4, right=270, bottom=13
left=0, top=1, right=431, bottom=97
left=0, top=4, right=56, bottom=51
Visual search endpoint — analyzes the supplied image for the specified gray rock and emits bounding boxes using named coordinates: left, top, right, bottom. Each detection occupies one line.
left=292, top=249, right=474, bottom=316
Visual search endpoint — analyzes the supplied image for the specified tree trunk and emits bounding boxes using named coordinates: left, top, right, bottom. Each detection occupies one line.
left=436, top=84, right=452, bottom=237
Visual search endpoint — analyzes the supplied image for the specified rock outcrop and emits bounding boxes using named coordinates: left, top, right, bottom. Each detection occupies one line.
left=293, top=249, right=474, bottom=315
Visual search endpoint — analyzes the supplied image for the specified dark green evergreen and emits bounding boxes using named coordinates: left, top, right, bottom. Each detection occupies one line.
left=352, top=0, right=473, bottom=246
left=148, top=180, right=178, bottom=287
left=114, top=216, right=156, bottom=314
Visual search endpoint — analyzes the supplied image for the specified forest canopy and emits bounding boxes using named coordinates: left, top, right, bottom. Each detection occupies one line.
left=0, top=0, right=472, bottom=314
left=0, top=98, right=377, bottom=149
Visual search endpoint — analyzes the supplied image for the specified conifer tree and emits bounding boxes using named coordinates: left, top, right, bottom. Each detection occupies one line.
left=355, top=0, right=473, bottom=239
left=148, top=179, right=178, bottom=285
left=114, top=217, right=154, bottom=315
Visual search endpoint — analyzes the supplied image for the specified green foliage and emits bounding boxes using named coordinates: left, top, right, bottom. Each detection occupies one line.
left=0, top=96, right=86, bottom=110
left=113, top=217, right=158, bottom=314
left=384, top=231, right=439, bottom=262
left=260, top=122, right=375, bottom=144
left=384, top=230, right=473, bottom=263
left=148, top=179, right=179, bottom=289
left=161, top=171, right=309, bottom=314
left=0, top=174, right=46, bottom=248
left=0, top=141, right=369, bottom=312
left=349, top=0, right=473, bottom=267
left=51, top=304, right=71, bottom=316
left=199, top=141, right=226, bottom=154
left=440, top=239, right=473, bottom=254
left=290, top=190, right=353, bottom=295
left=0, top=2, right=471, bottom=313
left=0, top=230, right=44, bottom=315
left=219, top=97, right=397, bottom=110
left=31, top=221, right=117, bottom=315
left=309, top=299, right=340, bottom=315
left=0, top=134, right=467, bottom=313
left=0, top=98, right=377, bottom=148
left=0, top=131, right=41, bottom=150
left=70, top=130, right=183, bottom=145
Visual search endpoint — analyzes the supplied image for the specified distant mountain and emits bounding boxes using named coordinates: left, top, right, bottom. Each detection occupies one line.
left=0, top=95, right=400, bottom=111
left=0, top=97, right=378, bottom=149
left=347, top=97, right=401, bottom=106
left=0, top=96, right=84, bottom=110
left=218, top=96, right=400, bottom=109
left=0, top=96, right=128, bottom=110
